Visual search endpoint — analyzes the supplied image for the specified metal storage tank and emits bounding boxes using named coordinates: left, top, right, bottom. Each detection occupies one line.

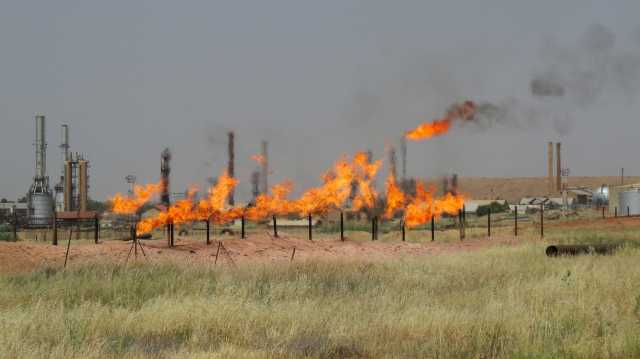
left=619, top=190, right=640, bottom=215
left=30, top=192, right=53, bottom=226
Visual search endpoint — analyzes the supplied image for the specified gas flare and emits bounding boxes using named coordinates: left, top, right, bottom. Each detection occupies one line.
left=295, top=155, right=355, bottom=215
left=351, top=152, right=382, bottom=212
left=383, top=174, right=405, bottom=219
left=110, top=150, right=465, bottom=235
left=406, top=100, right=476, bottom=141
left=246, top=180, right=296, bottom=220
left=404, top=181, right=465, bottom=227
left=110, top=182, right=162, bottom=214
left=250, top=154, right=267, bottom=166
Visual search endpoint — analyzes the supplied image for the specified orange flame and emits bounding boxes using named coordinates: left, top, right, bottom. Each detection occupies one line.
left=110, top=150, right=465, bottom=235
left=351, top=152, right=381, bottom=212
left=250, top=154, right=267, bottom=166
left=404, top=181, right=465, bottom=227
left=110, top=182, right=162, bottom=214
left=406, top=100, right=476, bottom=141
left=246, top=180, right=296, bottom=220
left=133, top=171, right=240, bottom=235
left=383, top=174, right=405, bottom=219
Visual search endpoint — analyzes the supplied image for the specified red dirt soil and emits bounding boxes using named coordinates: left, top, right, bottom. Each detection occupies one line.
left=0, top=232, right=519, bottom=275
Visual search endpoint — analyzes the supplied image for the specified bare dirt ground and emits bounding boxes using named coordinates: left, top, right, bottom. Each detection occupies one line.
left=0, top=231, right=520, bottom=275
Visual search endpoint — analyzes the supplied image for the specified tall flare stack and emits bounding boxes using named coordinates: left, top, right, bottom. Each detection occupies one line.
left=161, top=148, right=171, bottom=207
left=261, top=140, right=269, bottom=194
left=227, top=132, right=235, bottom=206
left=388, top=146, right=397, bottom=180
left=28, top=115, right=53, bottom=226
left=55, top=125, right=70, bottom=211
left=547, top=142, right=554, bottom=193
left=556, top=142, right=562, bottom=192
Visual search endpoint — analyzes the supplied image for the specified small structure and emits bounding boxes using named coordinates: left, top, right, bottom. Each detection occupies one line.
left=609, top=183, right=640, bottom=215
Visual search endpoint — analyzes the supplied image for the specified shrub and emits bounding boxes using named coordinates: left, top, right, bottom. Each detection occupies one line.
left=476, top=201, right=510, bottom=216
left=0, top=224, right=14, bottom=241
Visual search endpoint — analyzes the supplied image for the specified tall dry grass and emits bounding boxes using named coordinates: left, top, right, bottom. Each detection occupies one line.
left=1, top=239, right=640, bottom=358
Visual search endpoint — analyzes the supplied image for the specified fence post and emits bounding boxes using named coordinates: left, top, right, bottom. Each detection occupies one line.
left=13, top=211, right=18, bottom=241
left=94, top=214, right=99, bottom=244
left=628, top=206, right=630, bottom=217
left=371, top=216, right=375, bottom=241
left=206, top=218, right=210, bottom=245
left=602, top=207, right=605, bottom=219
left=431, top=216, right=435, bottom=241
left=401, top=219, right=405, bottom=242
left=170, top=222, right=175, bottom=247
left=241, top=215, right=245, bottom=239
left=308, top=213, right=312, bottom=241
left=615, top=206, right=618, bottom=218
left=272, top=215, right=278, bottom=238
left=488, top=208, right=491, bottom=238
left=340, top=211, right=344, bottom=241
left=514, top=206, right=518, bottom=237
left=52, top=212, right=57, bottom=245
left=540, top=204, right=544, bottom=238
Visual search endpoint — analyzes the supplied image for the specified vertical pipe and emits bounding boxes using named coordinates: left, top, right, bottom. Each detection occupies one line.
left=431, top=216, right=435, bottom=241
left=547, top=142, right=554, bottom=192
left=227, top=132, right=235, bottom=206
left=401, top=219, right=405, bottom=242
left=615, top=207, right=617, bottom=218
left=602, top=207, right=605, bottom=219
left=308, top=213, right=312, bottom=241
left=556, top=142, right=562, bottom=192
left=206, top=219, right=210, bottom=245
left=272, top=215, right=278, bottom=238
left=514, top=206, right=518, bottom=237
left=540, top=204, right=544, bottom=238
left=340, top=211, right=344, bottom=241
left=241, top=215, right=245, bottom=239
left=628, top=206, right=630, bottom=217
left=488, top=208, right=491, bottom=238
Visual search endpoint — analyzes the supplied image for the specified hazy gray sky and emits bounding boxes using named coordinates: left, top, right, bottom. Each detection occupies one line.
left=1, top=0, right=639, bottom=201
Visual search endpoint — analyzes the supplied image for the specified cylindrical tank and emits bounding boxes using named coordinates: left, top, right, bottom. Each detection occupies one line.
left=78, top=160, right=88, bottom=212
left=619, top=190, right=640, bottom=215
left=30, top=193, right=53, bottom=226
left=592, top=185, right=609, bottom=206
left=64, top=160, right=73, bottom=211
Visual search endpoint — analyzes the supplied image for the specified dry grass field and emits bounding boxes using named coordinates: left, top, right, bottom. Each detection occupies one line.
left=1, top=216, right=640, bottom=358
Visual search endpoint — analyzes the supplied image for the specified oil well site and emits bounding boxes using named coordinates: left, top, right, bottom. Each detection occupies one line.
left=2, top=2, right=640, bottom=358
